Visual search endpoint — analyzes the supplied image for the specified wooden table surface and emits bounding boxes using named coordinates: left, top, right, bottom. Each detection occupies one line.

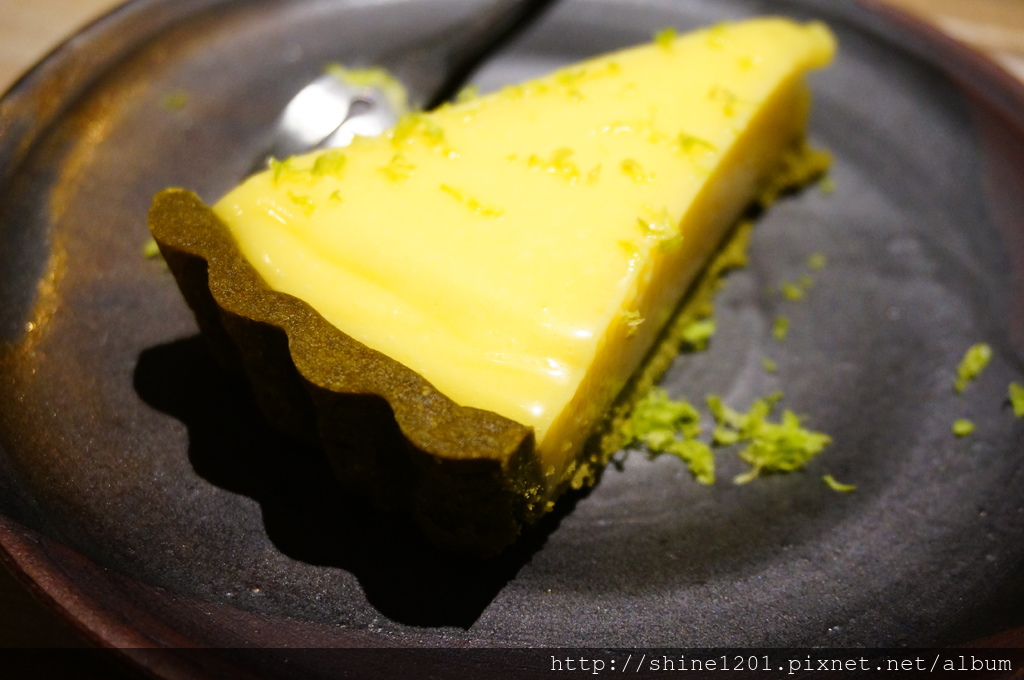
left=1, top=0, right=1023, bottom=655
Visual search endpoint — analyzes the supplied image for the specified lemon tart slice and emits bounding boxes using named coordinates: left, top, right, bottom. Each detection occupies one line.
left=151, top=17, right=835, bottom=553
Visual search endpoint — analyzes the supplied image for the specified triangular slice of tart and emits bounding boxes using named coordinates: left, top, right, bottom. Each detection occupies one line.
left=150, top=17, right=835, bottom=554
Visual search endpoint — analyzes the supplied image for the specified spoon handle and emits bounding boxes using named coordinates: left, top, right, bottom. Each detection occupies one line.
left=379, top=0, right=559, bottom=109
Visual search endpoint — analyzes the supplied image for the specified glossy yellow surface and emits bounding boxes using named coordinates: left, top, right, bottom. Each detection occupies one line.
left=214, top=18, right=835, bottom=479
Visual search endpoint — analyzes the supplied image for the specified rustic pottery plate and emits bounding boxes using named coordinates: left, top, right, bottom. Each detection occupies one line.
left=1, top=0, right=1024, bottom=676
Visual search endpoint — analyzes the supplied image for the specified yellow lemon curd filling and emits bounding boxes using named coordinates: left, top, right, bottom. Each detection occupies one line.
left=213, top=18, right=835, bottom=491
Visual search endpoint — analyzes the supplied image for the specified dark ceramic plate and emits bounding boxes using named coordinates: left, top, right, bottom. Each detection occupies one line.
left=2, top=0, right=1024, bottom=674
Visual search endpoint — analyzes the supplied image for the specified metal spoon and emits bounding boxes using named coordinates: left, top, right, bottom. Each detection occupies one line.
left=250, top=0, right=556, bottom=174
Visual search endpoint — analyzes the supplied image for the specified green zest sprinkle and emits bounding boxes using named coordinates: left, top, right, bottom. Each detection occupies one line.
left=681, top=318, right=716, bottom=350
left=325, top=63, right=409, bottom=114
left=780, top=274, right=815, bottom=301
left=707, top=391, right=780, bottom=432
left=627, top=388, right=701, bottom=441
left=527, top=147, right=581, bottom=183
left=712, top=427, right=740, bottom=447
left=954, top=343, right=993, bottom=393
left=161, top=91, right=188, bottom=111
left=500, top=83, right=526, bottom=101
left=665, top=439, right=715, bottom=486
left=268, top=157, right=298, bottom=185
left=706, top=23, right=729, bottom=48
left=780, top=281, right=805, bottom=301
left=392, top=112, right=447, bottom=151
left=380, top=153, right=416, bottom=182
left=818, top=175, right=836, bottom=194
left=267, top=152, right=346, bottom=185
left=439, top=184, right=504, bottom=218
left=777, top=258, right=822, bottom=303
left=312, top=150, right=347, bottom=178
left=623, top=383, right=831, bottom=486
left=286, top=191, right=315, bottom=216
left=621, top=310, right=644, bottom=337
left=708, top=85, right=739, bottom=116
left=708, top=392, right=769, bottom=446
left=1010, top=382, right=1024, bottom=417
left=772, top=315, right=790, bottom=342
left=617, top=239, right=640, bottom=259
left=326, top=63, right=398, bottom=89
left=455, top=84, right=480, bottom=103
left=637, top=209, right=683, bottom=252
left=556, top=68, right=584, bottom=86
left=654, top=27, right=678, bottom=51
left=329, top=190, right=343, bottom=203
left=550, top=60, right=623, bottom=94
left=952, top=419, right=975, bottom=437
left=823, top=474, right=856, bottom=493
left=707, top=393, right=831, bottom=484
left=624, top=388, right=713, bottom=484
left=675, top=132, right=717, bottom=156
left=142, top=237, right=161, bottom=259
left=620, top=158, right=654, bottom=183
left=555, top=69, right=587, bottom=100
left=600, top=118, right=670, bottom=145
left=761, top=357, right=777, bottom=373
left=636, top=210, right=669, bottom=238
